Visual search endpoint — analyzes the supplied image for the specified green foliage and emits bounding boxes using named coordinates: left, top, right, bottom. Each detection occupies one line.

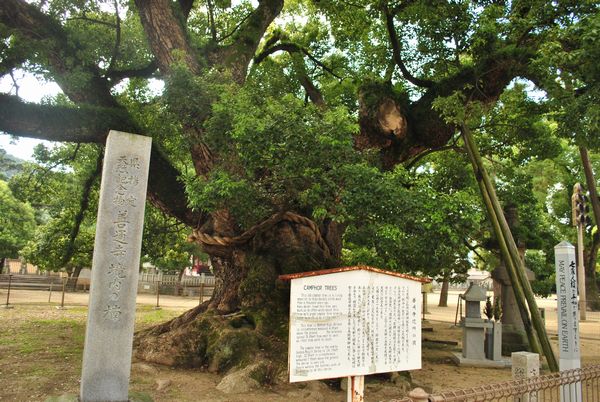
left=12, top=142, right=194, bottom=274
left=478, top=85, right=562, bottom=165
left=483, top=296, right=493, bottom=320
left=11, top=144, right=99, bottom=271
left=185, top=81, right=357, bottom=228
left=0, top=180, right=36, bottom=260
left=340, top=156, right=482, bottom=280
left=525, top=250, right=556, bottom=297
left=20, top=214, right=94, bottom=272
left=493, top=296, right=503, bottom=321
left=533, top=10, right=600, bottom=149
left=142, top=208, right=200, bottom=273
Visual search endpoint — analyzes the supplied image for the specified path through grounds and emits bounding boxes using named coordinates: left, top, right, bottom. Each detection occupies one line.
left=6, top=287, right=598, bottom=338
left=0, top=287, right=598, bottom=401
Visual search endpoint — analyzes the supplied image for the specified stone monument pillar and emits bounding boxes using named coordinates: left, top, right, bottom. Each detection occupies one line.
left=80, top=131, right=152, bottom=402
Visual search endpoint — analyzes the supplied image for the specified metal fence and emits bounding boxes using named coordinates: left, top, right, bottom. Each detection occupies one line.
left=392, top=365, right=600, bottom=402
left=138, top=273, right=215, bottom=286
left=584, top=300, right=600, bottom=323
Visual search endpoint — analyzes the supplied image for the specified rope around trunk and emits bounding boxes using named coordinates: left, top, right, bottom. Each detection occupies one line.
left=189, top=212, right=331, bottom=257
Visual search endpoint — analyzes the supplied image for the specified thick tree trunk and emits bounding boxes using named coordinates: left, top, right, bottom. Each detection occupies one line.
left=438, top=275, right=450, bottom=307
left=68, top=266, right=83, bottom=292
left=134, top=217, right=341, bottom=375
left=579, top=146, right=600, bottom=310
left=586, top=233, right=600, bottom=311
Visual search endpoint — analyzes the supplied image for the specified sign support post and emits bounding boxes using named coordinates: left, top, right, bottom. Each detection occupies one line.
left=348, top=375, right=364, bottom=402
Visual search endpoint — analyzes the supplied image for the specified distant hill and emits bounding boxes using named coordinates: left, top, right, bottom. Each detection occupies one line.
left=0, top=148, right=25, bottom=180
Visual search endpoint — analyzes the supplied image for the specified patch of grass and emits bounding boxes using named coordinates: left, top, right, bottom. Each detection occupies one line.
left=0, top=304, right=193, bottom=401
left=13, top=318, right=86, bottom=356
left=26, top=366, right=59, bottom=378
left=136, top=308, right=181, bottom=326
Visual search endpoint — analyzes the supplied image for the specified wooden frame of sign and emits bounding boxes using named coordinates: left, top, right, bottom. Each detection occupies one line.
left=280, top=266, right=429, bottom=402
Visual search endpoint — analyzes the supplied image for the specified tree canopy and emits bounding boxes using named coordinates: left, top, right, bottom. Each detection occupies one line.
left=0, top=179, right=35, bottom=263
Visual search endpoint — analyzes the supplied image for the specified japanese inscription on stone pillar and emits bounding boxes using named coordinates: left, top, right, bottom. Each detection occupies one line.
left=80, top=131, right=152, bottom=402
left=554, top=241, right=581, bottom=371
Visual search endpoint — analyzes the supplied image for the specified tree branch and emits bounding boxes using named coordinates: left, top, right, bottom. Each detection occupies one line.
left=214, top=0, right=283, bottom=82
left=0, top=94, right=135, bottom=143
left=0, top=0, right=119, bottom=107
left=254, top=43, right=330, bottom=108
left=207, top=0, right=217, bottom=41
left=178, top=0, right=195, bottom=21
left=105, top=0, right=121, bottom=75
left=105, top=60, right=159, bottom=84
left=0, top=95, right=205, bottom=226
left=255, top=42, right=342, bottom=80
left=67, top=16, right=117, bottom=28
left=218, top=12, right=253, bottom=43
left=148, top=146, right=209, bottom=227
left=464, top=240, right=487, bottom=263
left=406, top=144, right=463, bottom=170
left=60, top=150, right=103, bottom=268
left=383, top=4, right=434, bottom=88
left=0, top=1, right=206, bottom=230
left=134, top=0, right=200, bottom=74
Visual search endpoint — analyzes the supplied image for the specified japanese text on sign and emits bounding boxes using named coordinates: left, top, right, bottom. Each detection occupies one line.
left=288, top=269, right=422, bottom=382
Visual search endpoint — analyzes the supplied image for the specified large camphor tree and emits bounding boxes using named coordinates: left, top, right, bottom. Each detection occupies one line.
left=1, top=0, right=598, bottom=374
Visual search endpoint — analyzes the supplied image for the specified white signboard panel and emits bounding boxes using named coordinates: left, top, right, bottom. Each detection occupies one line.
left=554, top=241, right=581, bottom=371
left=288, top=269, right=422, bottom=382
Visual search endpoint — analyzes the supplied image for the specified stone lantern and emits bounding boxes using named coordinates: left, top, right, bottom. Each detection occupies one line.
left=461, top=282, right=489, bottom=360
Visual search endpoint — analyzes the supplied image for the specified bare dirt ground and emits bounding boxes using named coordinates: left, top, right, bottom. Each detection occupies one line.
left=0, top=288, right=598, bottom=402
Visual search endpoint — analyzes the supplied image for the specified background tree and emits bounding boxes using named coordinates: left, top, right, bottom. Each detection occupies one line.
left=0, top=147, right=24, bottom=180
left=10, top=143, right=102, bottom=278
left=0, top=180, right=35, bottom=272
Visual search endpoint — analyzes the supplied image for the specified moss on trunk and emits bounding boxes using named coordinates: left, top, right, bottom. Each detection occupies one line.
left=134, top=218, right=341, bottom=375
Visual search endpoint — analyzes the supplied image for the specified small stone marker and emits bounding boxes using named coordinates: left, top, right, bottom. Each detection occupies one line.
left=80, top=131, right=152, bottom=402
left=554, top=241, right=582, bottom=402
left=512, top=352, right=539, bottom=402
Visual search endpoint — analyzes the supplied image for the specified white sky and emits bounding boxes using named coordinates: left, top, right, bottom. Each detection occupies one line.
left=0, top=72, right=62, bottom=161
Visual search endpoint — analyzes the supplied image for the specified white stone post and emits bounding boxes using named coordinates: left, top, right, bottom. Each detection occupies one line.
left=512, top=352, right=539, bottom=402
left=554, top=241, right=582, bottom=402
left=80, top=131, right=152, bottom=402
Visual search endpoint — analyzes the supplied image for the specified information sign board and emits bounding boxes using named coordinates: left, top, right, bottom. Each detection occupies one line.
left=284, top=267, right=424, bottom=382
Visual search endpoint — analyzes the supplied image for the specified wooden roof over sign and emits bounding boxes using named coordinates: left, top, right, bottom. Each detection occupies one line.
left=278, top=265, right=430, bottom=283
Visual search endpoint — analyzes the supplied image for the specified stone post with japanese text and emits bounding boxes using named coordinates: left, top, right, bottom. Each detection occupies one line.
left=554, top=241, right=581, bottom=402
left=512, top=352, right=539, bottom=402
left=80, top=131, right=152, bottom=402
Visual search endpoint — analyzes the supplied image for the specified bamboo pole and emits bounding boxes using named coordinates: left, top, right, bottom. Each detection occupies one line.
left=461, top=128, right=541, bottom=354
left=461, top=125, right=558, bottom=372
